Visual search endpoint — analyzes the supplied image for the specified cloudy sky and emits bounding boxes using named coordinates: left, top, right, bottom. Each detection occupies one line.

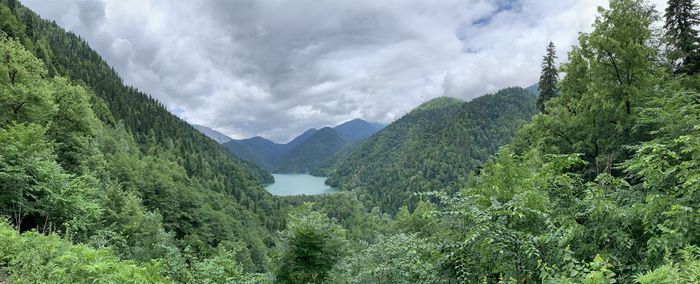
left=22, top=0, right=666, bottom=142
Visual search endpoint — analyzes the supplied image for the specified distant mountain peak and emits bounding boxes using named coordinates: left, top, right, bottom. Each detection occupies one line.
left=192, top=124, right=233, bottom=144
left=333, top=118, right=385, bottom=142
left=222, top=118, right=384, bottom=173
left=525, top=83, right=539, bottom=95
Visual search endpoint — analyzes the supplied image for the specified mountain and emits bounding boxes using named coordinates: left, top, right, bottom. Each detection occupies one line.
left=333, top=118, right=385, bottom=142
left=192, top=124, right=233, bottom=144
left=223, top=119, right=382, bottom=173
left=275, top=127, right=350, bottom=173
left=327, top=88, right=537, bottom=213
left=224, top=136, right=286, bottom=170
left=0, top=0, right=279, bottom=273
left=286, top=128, right=319, bottom=149
left=525, top=83, right=539, bottom=95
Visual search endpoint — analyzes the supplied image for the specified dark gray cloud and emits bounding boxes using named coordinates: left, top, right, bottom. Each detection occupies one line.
left=22, top=0, right=666, bottom=142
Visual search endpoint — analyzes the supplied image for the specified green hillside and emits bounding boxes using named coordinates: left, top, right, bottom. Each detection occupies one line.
left=327, top=89, right=536, bottom=213
left=224, top=136, right=288, bottom=171
left=0, top=0, right=281, bottom=277
left=2, top=0, right=700, bottom=283
left=275, top=127, right=350, bottom=173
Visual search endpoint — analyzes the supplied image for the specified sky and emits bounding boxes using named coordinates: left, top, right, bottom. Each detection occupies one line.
left=22, top=0, right=667, bottom=143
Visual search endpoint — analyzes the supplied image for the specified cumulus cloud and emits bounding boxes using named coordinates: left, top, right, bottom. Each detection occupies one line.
left=22, top=0, right=667, bottom=142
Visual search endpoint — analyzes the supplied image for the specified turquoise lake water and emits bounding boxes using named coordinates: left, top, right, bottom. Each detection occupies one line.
left=265, top=174, right=337, bottom=196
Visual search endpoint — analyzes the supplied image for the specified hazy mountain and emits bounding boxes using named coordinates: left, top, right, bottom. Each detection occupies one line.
left=223, top=119, right=383, bottom=173
left=333, top=118, right=385, bottom=142
left=192, top=124, right=233, bottom=144
left=525, top=83, right=539, bottom=95
left=286, top=128, right=319, bottom=149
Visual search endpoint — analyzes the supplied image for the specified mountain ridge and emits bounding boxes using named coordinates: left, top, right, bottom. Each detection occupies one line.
left=222, top=118, right=384, bottom=173
left=192, top=124, right=233, bottom=144
left=326, top=87, right=537, bottom=213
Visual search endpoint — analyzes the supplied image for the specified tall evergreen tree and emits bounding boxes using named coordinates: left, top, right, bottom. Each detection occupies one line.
left=536, top=42, right=559, bottom=113
left=665, top=0, right=700, bottom=74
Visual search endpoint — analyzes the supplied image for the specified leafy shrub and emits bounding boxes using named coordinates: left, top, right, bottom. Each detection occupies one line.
left=0, top=221, right=168, bottom=283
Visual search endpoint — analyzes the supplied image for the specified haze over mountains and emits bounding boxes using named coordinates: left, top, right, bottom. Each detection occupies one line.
left=192, top=124, right=233, bottom=144
left=194, top=119, right=385, bottom=174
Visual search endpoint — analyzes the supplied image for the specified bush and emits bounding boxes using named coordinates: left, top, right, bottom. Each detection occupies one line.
left=0, top=221, right=168, bottom=283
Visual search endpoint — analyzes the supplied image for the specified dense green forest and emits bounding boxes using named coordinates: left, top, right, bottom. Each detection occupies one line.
left=274, top=127, right=350, bottom=173
left=1, top=0, right=700, bottom=283
left=0, top=0, right=284, bottom=280
left=327, top=88, right=537, bottom=214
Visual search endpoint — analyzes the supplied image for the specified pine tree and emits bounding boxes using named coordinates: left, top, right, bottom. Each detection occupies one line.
left=665, top=0, right=700, bottom=75
left=536, top=41, right=559, bottom=113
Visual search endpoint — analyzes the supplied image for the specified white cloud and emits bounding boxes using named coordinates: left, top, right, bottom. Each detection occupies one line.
left=22, top=0, right=668, bottom=142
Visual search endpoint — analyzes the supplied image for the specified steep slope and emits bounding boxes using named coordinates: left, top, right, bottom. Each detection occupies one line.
left=224, top=136, right=286, bottom=170
left=308, top=140, right=360, bottom=176
left=0, top=0, right=280, bottom=272
left=525, top=83, right=539, bottom=95
left=327, top=88, right=536, bottom=213
left=193, top=124, right=233, bottom=144
left=275, top=127, right=350, bottom=173
left=333, top=119, right=385, bottom=142
left=286, top=128, right=318, bottom=149
left=223, top=120, right=382, bottom=173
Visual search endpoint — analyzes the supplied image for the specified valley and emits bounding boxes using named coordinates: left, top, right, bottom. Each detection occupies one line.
left=211, top=119, right=384, bottom=175
left=1, top=0, right=699, bottom=283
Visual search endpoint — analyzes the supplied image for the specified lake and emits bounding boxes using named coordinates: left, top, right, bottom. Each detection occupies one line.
left=265, top=174, right=337, bottom=196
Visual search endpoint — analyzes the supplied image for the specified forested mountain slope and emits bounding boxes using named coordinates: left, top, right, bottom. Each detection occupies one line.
left=275, top=127, right=351, bottom=173
left=333, top=118, right=385, bottom=141
left=223, top=119, right=382, bottom=173
left=3, top=0, right=700, bottom=283
left=285, top=128, right=319, bottom=148
left=0, top=0, right=282, bottom=277
left=225, top=136, right=288, bottom=170
left=327, top=88, right=537, bottom=213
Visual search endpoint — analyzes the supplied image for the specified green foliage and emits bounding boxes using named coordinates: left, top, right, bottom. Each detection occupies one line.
left=45, top=76, right=100, bottom=174
left=541, top=254, right=618, bottom=284
left=635, top=247, right=700, bottom=283
left=664, top=0, right=700, bottom=75
left=329, top=89, right=536, bottom=214
left=281, top=192, right=394, bottom=245
left=0, top=33, right=52, bottom=125
left=437, top=149, right=583, bottom=283
left=0, top=221, right=169, bottom=283
left=537, top=41, right=560, bottom=113
left=86, top=182, right=175, bottom=262
left=449, top=1, right=700, bottom=282
left=2, top=0, right=700, bottom=282
left=0, top=117, right=99, bottom=235
left=0, top=0, right=284, bottom=275
left=188, top=246, right=272, bottom=284
left=624, top=88, right=700, bottom=263
left=394, top=200, right=443, bottom=238
left=332, top=233, right=444, bottom=283
left=276, top=204, right=348, bottom=283
left=522, top=0, right=659, bottom=176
